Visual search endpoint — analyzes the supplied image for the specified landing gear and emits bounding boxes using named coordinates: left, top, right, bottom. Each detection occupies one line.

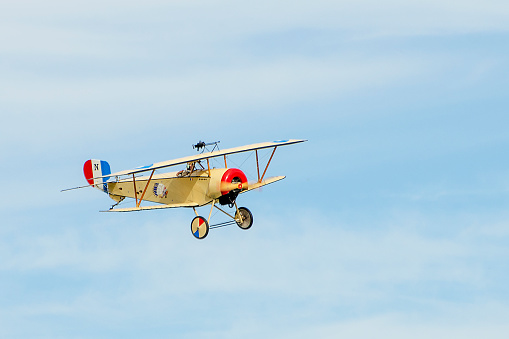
left=191, top=216, right=209, bottom=239
left=190, top=203, right=253, bottom=239
left=235, top=207, right=253, bottom=230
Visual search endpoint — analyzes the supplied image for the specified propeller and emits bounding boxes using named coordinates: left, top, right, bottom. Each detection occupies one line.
left=220, top=181, right=248, bottom=192
left=219, top=179, right=269, bottom=193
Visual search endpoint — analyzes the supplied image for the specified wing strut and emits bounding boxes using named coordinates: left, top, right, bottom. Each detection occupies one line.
left=132, top=170, right=156, bottom=208
left=137, top=169, right=155, bottom=208
left=258, top=146, right=277, bottom=183
left=133, top=174, right=138, bottom=206
left=256, top=150, right=260, bottom=182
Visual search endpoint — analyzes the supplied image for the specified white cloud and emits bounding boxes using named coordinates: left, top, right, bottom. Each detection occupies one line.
left=0, top=52, right=432, bottom=159
left=1, top=0, right=506, bottom=161
left=3, top=0, right=509, bottom=38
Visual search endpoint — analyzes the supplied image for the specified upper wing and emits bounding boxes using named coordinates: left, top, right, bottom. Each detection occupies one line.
left=93, top=139, right=306, bottom=180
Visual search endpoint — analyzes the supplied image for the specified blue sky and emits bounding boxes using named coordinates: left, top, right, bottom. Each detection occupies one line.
left=1, top=0, right=509, bottom=337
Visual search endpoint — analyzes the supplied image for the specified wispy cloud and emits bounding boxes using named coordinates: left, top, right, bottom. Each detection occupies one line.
left=1, top=207, right=507, bottom=337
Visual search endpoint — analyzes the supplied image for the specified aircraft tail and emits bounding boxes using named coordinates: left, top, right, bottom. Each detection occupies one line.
left=83, top=159, right=111, bottom=193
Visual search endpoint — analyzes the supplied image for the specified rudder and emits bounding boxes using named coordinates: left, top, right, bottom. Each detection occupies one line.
left=83, top=159, right=111, bottom=192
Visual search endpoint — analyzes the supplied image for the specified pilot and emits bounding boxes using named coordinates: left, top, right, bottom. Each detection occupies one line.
left=177, top=162, right=196, bottom=177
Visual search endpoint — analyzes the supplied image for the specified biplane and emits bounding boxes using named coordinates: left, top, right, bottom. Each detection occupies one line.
left=65, top=139, right=306, bottom=239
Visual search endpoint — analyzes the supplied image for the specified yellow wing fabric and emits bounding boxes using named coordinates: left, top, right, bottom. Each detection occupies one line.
left=104, top=176, right=286, bottom=212
left=92, top=139, right=306, bottom=180
left=103, top=202, right=200, bottom=212
left=242, top=176, right=286, bottom=193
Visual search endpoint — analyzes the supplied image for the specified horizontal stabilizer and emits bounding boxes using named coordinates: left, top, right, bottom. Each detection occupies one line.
left=61, top=179, right=116, bottom=192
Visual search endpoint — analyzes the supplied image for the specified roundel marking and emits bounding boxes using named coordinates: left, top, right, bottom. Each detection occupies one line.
left=191, top=216, right=209, bottom=239
left=153, top=183, right=168, bottom=198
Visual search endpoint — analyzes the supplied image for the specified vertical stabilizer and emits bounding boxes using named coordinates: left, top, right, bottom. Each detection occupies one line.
left=83, top=159, right=111, bottom=192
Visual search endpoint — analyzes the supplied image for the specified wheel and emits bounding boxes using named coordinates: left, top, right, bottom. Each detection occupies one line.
left=235, top=207, right=253, bottom=230
left=191, top=216, right=209, bottom=239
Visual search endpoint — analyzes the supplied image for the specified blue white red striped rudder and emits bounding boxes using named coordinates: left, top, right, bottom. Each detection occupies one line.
left=83, top=159, right=111, bottom=192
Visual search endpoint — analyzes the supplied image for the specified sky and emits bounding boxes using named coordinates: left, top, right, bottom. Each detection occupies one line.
left=1, top=0, right=509, bottom=337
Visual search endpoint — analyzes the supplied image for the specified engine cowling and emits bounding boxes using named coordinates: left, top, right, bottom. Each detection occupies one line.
left=208, top=168, right=248, bottom=205
left=220, top=168, right=248, bottom=195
